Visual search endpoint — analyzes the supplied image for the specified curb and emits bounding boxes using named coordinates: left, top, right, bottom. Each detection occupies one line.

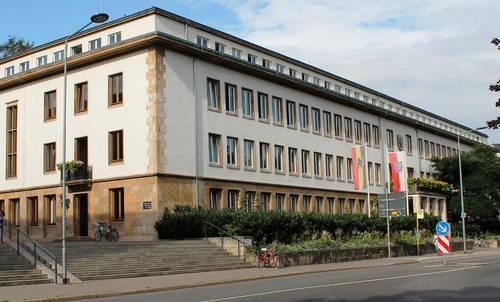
left=10, top=259, right=418, bottom=302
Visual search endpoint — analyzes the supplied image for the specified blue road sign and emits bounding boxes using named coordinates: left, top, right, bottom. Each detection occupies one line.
left=436, top=221, right=450, bottom=236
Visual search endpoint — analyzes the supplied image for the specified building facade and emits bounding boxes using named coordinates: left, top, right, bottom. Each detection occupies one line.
left=0, top=7, right=487, bottom=240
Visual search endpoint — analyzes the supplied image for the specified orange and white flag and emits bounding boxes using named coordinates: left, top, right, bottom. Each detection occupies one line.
left=351, top=145, right=366, bottom=190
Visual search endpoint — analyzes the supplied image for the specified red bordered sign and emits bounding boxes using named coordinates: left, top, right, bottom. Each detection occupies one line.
left=437, top=234, right=451, bottom=254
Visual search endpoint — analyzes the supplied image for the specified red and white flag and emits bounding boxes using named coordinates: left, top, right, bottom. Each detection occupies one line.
left=388, top=151, right=407, bottom=192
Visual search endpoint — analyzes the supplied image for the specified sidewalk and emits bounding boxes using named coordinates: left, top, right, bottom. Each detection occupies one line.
left=1, top=249, right=498, bottom=302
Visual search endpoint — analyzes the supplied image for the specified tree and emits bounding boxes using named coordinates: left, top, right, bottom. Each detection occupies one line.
left=432, top=144, right=500, bottom=235
left=0, top=35, right=34, bottom=58
left=486, top=37, right=500, bottom=129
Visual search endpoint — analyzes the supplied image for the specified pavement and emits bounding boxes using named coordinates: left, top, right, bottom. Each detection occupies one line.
left=1, top=248, right=499, bottom=302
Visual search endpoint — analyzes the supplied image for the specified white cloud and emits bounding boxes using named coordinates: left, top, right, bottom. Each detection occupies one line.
left=214, top=0, right=500, bottom=141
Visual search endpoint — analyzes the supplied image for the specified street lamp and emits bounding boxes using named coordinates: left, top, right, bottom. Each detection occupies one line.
left=457, top=126, right=487, bottom=254
left=61, top=12, right=109, bottom=284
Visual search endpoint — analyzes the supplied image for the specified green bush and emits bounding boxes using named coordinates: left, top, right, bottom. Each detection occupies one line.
left=154, top=205, right=440, bottom=244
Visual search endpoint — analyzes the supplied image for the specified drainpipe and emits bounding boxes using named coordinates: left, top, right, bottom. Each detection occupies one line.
left=193, top=57, right=200, bottom=208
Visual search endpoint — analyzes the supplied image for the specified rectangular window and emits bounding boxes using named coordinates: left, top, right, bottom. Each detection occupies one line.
left=274, top=145, right=284, bottom=173
left=226, top=137, right=238, bottom=168
left=349, top=199, right=355, bottom=213
left=108, top=32, right=122, bottom=45
left=442, top=145, right=447, bottom=158
left=406, top=135, right=412, bottom=156
left=248, top=54, right=257, bottom=64
left=45, top=195, right=56, bottom=225
left=108, top=73, right=123, bottom=106
left=301, top=150, right=310, bottom=176
left=242, top=88, right=254, bottom=118
left=313, top=77, right=321, bottom=86
left=424, top=140, right=430, bottom=159
left=334, top=114, right=343, bottom=138
left=418, top=138, right=424, bottom=158
left=276, top=194, right=285, bottom=212
left=290, top=195, right=298, bottom=212
left=354, top=92, right=360, bottom=100
left=276, top=63, right=285, bottom=73
left=110, top=188, right=125, bottom=221
left=89, top=38, right=101, bottom=50
left=436, top=144, right=442, bottom=158
left=53, top=50, right=64, bottom=62
left=44, top=90, right=57, bottom=121
left=257, top=93, right=269, bottom=121
left=44, top=142, right=56, bottom=172
left=227, top=190, right=238, bottom=209
left=244, top=192, right=255, bottom=212
left=302, top=73, right=310, bottom=82
left=28, top=197, right=38, bottom=226
left=288, top=147, right=298, bottom=175
left=375, top=163, right=382, bottom=185
left=397, top=135, right=404, bottom=151
left=368, top=162, right=374, bottom=184
left=407, top=167, right=414, bottom=179
left=335, top=85, right=342, bottom=93
left=232, top=48, right=241, bottom=58
left=386, top=129, right=394, bottom=150
left=74, top=82, right=88, bottom=114
left=430, top=142, right=436, bottom=158
left=345, top=88, right=351, bottom=97
left=347, top=158, right=353, bottom=181
left=37, top=55, right=47, bottom=67
left=209, top=189, right=221, bottom=210
left=244, top=140, right=255, bottom=169
left=338, top=198, right=345, bottom=214
left=289, top=68, right=298, bottom=78
left=299, top=104, right=309, bottom=130
left=272, top=97, right=283, bottom=125
left=262, top=58, right=272, bottom=69
left=259, top=142, right=270, bottom=171
left=372, top=125, right=380, bottom=147
left=354, top=120, right=362, bottom=143
left=225, top=83, right=237, bottom=114
left=336, top=156, right=345, bottom=180
left=207, top=78, right=220, bottom=110
left=344, top=117, right=353, bottom=141
left=323, top=111, right=332, bottom=137
left=208, top=133, right=221, bottom=165
left=197, top=36, right=209, bottom=48
left=315, top=197, right=323, bottom=213
left=109, top=130, right=124, bottom=163
left=71, top=44, right=82, bottom=56
left=215, top=42, right=225, bottom=53
left=302, top=196, right=311, bottom=213
left=327, top=198, right=334, bottom=214
left=325, top=154, right=334, bottom=179
left=9, top=199, right=20, bottom=226
left=19, top=61, right=29, bottom=72
left=6, top=105, right=17, bottom=178
left=313, top=152, right=322, bottom=177
left=363, top=123, right=371, bottom=146
left=324, top=81, right=332, bottom=90
left=312, top=108, right=321, bottom=133
left=286, top=100, right=296, bottom=128
left=260, top=192, right=270, bottom=211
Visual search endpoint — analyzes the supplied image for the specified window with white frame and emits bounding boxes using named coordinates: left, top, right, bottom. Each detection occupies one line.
left=207, top=78, right=220, bottom=110
left=276, top=63, right=285, bottom=73
left=368, top=162, right=374, bottom=184
left=375, top=163, right=382, bottom=185
left=406, top=135, right=412, bottom=156
left=71, top=44, right=82, bottom=56
left=363, top=122, right=371, bottom=146
left=197, top=36, right=209, bottom=48
left=288, top=147, right=298, bottom=174
left=312, top=108, right=321, bottom=133
left=45, top=195, right=56, bottom=225
left=19, top=61, right=29, bottom=72
left=372, top=125, right=380, bottom=147
left=302, top=196, right=311, bottom=213
left=313, top=152, right=322, bottom=177
left=227, top=190, right=238, bottom=209
left=344, top=88, right=351, bottom=97
left=257, top=93, right=269, bottom=121
left=89, top=38, right=101, bottom=51
left=336, top=156, right=345, bottom=180
left=302, top=73, right=310, bottom=82
left=325, top=154, right=334, bottom=179
left=225, top=83, right=237, bottom=113
left=215, top=42, right=225, bottom=53
left=313, top=77, right=321, bottom=85
left=4, top=66, right=14, bottom=76
left=299, top=104, right=309, bottom=130
left=347, top=158, right=353, bottom=181
left=244, top=191, right=255, bottom=212
left=386, top=129, right=394, bottom=150
left=286, top=100, right=296, bottom=127
left=244, top=140, right=255, bottom=168
left=354, top=92, right=360, bottom=99
left=289, top=68, right=298, bottom=78
left=335, top=85, right=342, bottom=93
left=226, top=136, right=238, bottom=167
left=276, top=194, right=285, bottom=212
left=338, top=198, right=345, bottom=214
left=327, top=198, right=334, bottom=214
left=53, top=50, right=64, bottom=62
left=259, top=142, right=270, bottom=171
left=262, top=58, right=272, bottom=69
left=274, top=145, right=284, bottom=173
left=209, top=189, right=221, bottom=210
left=323, top=111, right=332, bottom=136
left=315, top=197, right=323, bottom=213
left=301, top=150, right=310, bottom=176
left=324, top=81, right=332, bottom=90
left=37, top=55, right=47, bottom=67
left=261, top=192, right=270, bottom=211
left=334, top=114, right=343, bottom=138
left=232, top=48, right=241, bottom=58
left=242, top=88, right=253, bottom=117
left=272, top=97, right=283, bottom=125
left=363, top=95, right=370, bottom=102
left=344, top=117, right=353, bottom=141
left=290, top=195, right=298, bottom=212
left=108, top=32, right=121, bottom=45
left=208, top=133, right=221, bottom=165
left=247, top=53, right=257, bottom=64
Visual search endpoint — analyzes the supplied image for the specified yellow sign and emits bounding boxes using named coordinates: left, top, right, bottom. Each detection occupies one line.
left=417, top=209, right=424, bottom=219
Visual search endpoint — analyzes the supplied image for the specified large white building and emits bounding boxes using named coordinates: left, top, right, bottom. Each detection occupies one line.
left=0, top=7, right=487, bottom=240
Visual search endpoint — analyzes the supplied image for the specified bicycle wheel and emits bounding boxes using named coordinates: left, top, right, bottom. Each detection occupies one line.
left=95, top=230, right=102, bottom=241
left=107, top=230, right=119, bottom=241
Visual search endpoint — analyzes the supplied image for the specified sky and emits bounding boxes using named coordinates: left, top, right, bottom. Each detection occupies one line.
left=1, top=0, right=499, bottom=142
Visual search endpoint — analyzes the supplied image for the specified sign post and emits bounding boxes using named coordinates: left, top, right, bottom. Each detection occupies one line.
left=436, top=221, right=451, bottom=265
left=416, top=209, right=424, bottom=256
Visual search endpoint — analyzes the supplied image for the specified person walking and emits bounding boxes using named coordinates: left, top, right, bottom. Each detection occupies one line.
left=0, top=209, right=5, bottom=243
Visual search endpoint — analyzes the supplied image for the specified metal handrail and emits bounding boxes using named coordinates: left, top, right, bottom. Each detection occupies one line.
left=13, top=224, right=58, bottom=284
left=204, top=221, right=248, bottom=261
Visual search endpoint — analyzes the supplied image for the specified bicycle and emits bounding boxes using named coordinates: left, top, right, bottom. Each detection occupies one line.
left=94, top=222, right=119, bottom=241
left=473, top=237, right=489, bottom=248
left=256, top=246, right=279, bottom=268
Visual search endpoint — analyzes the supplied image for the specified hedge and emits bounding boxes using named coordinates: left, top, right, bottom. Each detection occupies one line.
left=154, top=206, right=440, bottom=244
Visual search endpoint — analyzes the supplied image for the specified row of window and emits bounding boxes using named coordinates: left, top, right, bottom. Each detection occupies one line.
left=197, top=37, right=481, bottom=142
left=3, top=32, right=122, bottom=77
left=208, top=133, right=383, bottom=184
left=208, top=189, right=367, bottom=215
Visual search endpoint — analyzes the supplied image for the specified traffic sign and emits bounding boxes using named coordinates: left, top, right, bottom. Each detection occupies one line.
left=378, top=192, right=407, bottom=217
left=436, top=221, right=450, bottom=236
left=437, top=234, right=451, bottom=254
left=417, top=209, right=424, bottom=219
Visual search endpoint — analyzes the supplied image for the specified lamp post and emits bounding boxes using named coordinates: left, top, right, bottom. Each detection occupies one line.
left=457, top=126, right=487, bottom=254
left=61, top=12, right=109, bottom=284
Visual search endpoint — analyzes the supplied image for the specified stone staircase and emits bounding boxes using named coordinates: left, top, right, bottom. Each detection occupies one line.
left=44, top=240, right=254, bottom=281
left=0, top=242, right=52, bottom=286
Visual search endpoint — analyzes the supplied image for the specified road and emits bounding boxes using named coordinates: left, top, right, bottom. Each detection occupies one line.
left=78, top=252, right=500, bottom=302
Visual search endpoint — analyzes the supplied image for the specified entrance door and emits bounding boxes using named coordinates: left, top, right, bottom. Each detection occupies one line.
left=75, top=194, right=88, bottom=237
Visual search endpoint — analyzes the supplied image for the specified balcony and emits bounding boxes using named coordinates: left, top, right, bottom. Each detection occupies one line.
left=60, top=165, right=93, bottom=192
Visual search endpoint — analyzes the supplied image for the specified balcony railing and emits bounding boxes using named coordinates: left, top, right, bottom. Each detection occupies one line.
left=60, top=165, right=92, bottom=182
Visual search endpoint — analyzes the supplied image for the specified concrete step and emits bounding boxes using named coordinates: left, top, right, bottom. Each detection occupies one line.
left=0, top=269, right=43, bottom=276
left=67, top=261, right=250, bottom=273
left=0, top=278, right=53, bottom=287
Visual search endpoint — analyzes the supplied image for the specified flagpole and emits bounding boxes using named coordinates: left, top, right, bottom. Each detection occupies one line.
left=404, top=153, right=409, bottom=216
left=384, top=145, right=391, bottom=261
left=364, top=145, right=371, bottom=218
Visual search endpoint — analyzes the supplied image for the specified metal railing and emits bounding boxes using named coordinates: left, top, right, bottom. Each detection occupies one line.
left=204, top=221, right=248, bottom=262
left=13, top=224, right=59, bottom=284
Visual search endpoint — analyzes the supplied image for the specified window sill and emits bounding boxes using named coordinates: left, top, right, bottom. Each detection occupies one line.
left=242, top=115, right=254, bottom=120
left=345, top=138, right=354, bottom=143
left=44, top=170, right=57, bottom=175
left=227, top=165, right=240, bottom=170
left=112, top=219, right=125, bottom=223
left=314, top=175, right=323, bottom=180
left=287, top=125, right=297, bottom=130
left=207, top=107, right=222, bottom=113
left=260, top=169, right=272, bottom=173
left=300, top=128, right=310, bottom=133
left=225, top=111, right=238, bottom=117
left=74, top=110, right=88, bottom=116
left=312, top=131, right=322, bottom=136
left=335, top=136, right=344, bottom=141
left=288, top=172, right=299, bottom=177
left=302, top=174, right=312, bottom=178
left=273, top=122, right=284, bottom=127
left=108, top=102, right=124, bottom=109
left=275, top=171, right=286, bottom=176
left=109, top=160, right=124, bottom=166
left=325, top=134, right=333, bottom=139
left=44, top=118, right=57, bottom=123
left=46, top=224, right=56, bottom=227
left=258, top=118, right=270, bottom=124
left=244, top=167, right=256, bottom=172
left=209, top=163, right=223, bottom=168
